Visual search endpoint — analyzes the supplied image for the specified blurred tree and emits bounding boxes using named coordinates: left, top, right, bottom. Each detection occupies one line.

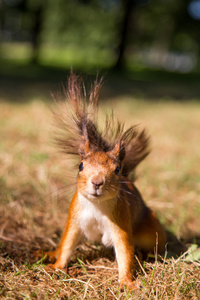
left=114, top=0, right=135, bottom=69
left=172, top=0, right=200, bottom=55
left=0, top=1, right=5, bottom=39
left=42, top=0, right=119, bottom=48
left=116, top=0, right=200, bottom=70
left=1, top=0, right=200, bottom=70
left=114, top=0, right=149, bottom=70
left=28, top=0, right=45, bottom=63
left=0, top=0, right=45, bottom=63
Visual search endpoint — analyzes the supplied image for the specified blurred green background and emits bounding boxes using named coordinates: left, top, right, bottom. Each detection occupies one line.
left=1, top=0, right=200, bottom=100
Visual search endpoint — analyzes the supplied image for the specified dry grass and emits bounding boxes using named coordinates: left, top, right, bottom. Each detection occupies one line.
left=0, top=95, right=200, bottom=299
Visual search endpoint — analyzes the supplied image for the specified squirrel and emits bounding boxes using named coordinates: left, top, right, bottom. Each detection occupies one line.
left=34, top=72, right=166, bottom=290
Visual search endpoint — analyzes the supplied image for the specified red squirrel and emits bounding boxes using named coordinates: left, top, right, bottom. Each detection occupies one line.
left=35, top=72, right=166, bottom=290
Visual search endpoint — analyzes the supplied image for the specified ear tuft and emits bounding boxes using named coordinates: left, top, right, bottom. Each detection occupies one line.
left=78, top=138, right=91, bottom=158
left=108, top=140, right=125, bottom=162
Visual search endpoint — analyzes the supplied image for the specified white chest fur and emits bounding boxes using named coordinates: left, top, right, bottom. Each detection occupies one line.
left=78, top=193, right=114, bottom=247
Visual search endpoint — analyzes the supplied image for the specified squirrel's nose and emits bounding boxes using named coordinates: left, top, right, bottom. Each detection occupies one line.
left=91, top=176, right=104, bottom=190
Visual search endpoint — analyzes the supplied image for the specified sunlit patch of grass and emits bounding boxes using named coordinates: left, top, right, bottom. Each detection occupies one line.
left=0, top=42, right=114, bottom=71
left=0, top=93, right=200, bottom=299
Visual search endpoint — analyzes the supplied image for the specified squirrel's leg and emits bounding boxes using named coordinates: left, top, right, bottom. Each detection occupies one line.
left=110, top=222, right=138, bottom=290
left=34, top=214, right=82, bottom=269
left=133, top=208, right=166, bottom=254
left=34, top=192, right=82, bottom=270
left=48, top=218, right=82, bottom=270
left=47, top=194, right=82, bottom=270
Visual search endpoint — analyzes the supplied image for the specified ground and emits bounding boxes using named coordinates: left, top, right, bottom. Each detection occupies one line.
left=0, top=75, right=200, bottom=299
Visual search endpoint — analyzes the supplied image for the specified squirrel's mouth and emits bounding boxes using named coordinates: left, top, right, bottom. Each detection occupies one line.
left=89, top=188, right=104, bottom=198
left=91, top=191, right=102, bottom=197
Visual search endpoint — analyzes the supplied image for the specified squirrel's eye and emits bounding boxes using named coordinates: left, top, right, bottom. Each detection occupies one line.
left=114, top=166, right=120, bottom=175
left=79, top=162, right=84, bottom=172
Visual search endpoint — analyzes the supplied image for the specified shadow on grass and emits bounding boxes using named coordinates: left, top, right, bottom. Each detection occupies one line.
left=1, top=60, right=200, bottom=103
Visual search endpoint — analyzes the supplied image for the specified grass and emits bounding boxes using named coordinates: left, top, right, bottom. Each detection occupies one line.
left=0, top=73, right=200, bottom=299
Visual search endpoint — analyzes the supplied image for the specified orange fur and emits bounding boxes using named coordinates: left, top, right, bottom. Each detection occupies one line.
left=34, top=72, right=166, bottom=290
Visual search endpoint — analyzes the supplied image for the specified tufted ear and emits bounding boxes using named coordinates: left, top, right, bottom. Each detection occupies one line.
left=108, top=140, right=125, bottom=162
left=78, top=138, right=91, bottom=159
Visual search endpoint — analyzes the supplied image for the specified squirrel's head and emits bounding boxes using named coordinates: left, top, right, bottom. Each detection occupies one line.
left=53, top=72, right=150, bottom=181
left=77, top=138, right=125, bottom=202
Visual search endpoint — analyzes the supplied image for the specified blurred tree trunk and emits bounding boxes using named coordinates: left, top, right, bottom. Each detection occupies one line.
left=0, top=0, right=5, bottom=41
left=114, top=0, right=135, bottom=70
left=31, top=4, right=44, bottom=64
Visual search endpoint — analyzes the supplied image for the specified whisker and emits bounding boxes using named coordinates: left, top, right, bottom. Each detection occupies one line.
left=117, top=194, right=131, bottom=206
left=107, top=179, right=131, bottom=184
left=36, top=169, right=78, bottom=179
left=108, top=184, right=133, bottom=195
left=105, top=186, right=117, bottom=193
left=40, top=183, right=77, bottom=201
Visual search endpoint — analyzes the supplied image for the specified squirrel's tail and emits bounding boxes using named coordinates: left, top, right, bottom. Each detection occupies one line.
left=52, top=71, right=150, bottom=178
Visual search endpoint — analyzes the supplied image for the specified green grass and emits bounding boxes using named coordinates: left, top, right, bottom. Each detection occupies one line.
left=0, top=42, right=114, bottom=73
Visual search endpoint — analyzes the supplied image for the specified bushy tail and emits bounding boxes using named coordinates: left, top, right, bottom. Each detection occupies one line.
left=52, top=71, right=150, bottom=178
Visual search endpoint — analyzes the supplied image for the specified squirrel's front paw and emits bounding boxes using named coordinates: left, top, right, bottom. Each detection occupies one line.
left=45, top=263, right=67, bottom=273
left=32, top=249, right=57, bottom=263
left=120, top=278, right=140, bottom=291
left=32, top=249, right=47, bottom=260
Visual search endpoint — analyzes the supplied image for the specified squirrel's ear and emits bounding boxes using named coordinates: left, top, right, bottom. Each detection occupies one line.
left=108, top=140, right=125, bottom=162
left=79, top=138, right=91, bottom=159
